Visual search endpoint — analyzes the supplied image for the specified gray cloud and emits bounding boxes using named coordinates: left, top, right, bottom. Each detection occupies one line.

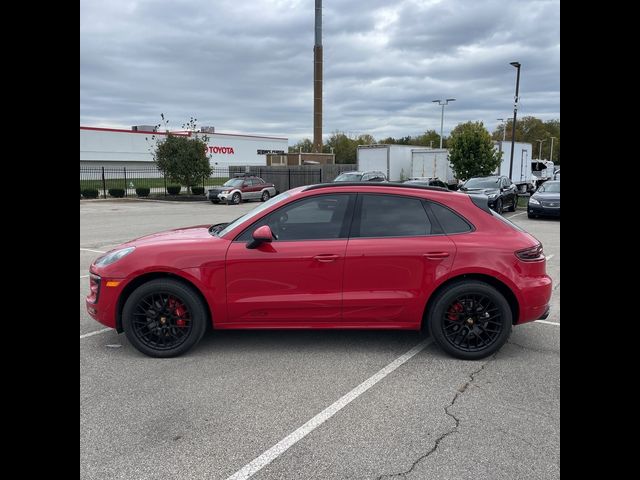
left=80, top=0, right=559, bottom=143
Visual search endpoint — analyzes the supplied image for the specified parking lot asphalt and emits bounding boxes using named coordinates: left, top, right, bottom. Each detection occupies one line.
left=80, top=199, right=559, bottom=480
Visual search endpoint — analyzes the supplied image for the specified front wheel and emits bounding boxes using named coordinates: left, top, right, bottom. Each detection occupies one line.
left=427, top=281, right=512, bottom=360
left=122, top=279, right=208, bottom=358
left=261, top=190, right=270, bottom=202
left=508, top=196, right=517, bottom=212
left=230, top=192, right=241, bottom=205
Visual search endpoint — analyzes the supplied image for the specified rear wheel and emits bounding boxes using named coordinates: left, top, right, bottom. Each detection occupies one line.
left=261, top=190, right=270, bottom=202
left=122, top=279, right=208, bottom=358
left=427, top=281, right=512, bottom=360
left=494, top=198, right=503, bottom=214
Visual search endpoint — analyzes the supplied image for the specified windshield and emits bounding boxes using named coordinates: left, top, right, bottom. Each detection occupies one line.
left=538, top=182, right=560, bottom=193
left=223, top=178, right=244, bottom=187
left=334, top=173, right=363, bottom=182
left=464, top=178, right=500, bottom=189
left=215, top=192, right=292, bottom=237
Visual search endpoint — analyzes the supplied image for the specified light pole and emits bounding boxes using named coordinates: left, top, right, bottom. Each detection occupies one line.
left=549, top=136, right=556, bottom=163
left=497, top=118, right=507, bottom=141
left=508, top=62, right=521, bottom=180
left=432, top=98, right=456, bottom=148
left=536, top=138, right=546, bottom=160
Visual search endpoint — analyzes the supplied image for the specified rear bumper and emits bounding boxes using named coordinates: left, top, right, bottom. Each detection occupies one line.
left=516, top=274, right=552, bottom=324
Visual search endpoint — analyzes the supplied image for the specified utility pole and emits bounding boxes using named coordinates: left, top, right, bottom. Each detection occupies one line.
left=549, top=136, right=556, bottom=163
left=508, top=62, right=521, bottom=180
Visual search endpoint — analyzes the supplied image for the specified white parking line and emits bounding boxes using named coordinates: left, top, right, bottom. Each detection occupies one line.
left=80, top=274, right=89, bottom=278
left=535, top=320, right=560, bottom=326
left=225, top=338, right=434, bottom=480
left=509, top=211, right=527, bottom=218
left=545, top=254, right=554, bottom=261
left=80, top=328, right=113, bottom=339
left=80, top=248, right=106, bottom=254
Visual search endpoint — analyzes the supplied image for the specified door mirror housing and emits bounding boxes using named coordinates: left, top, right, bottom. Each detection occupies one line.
left=246, top=225, right=274, bottom=249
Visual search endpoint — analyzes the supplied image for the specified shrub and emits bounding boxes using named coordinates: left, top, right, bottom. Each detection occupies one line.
left=167, top=185, right=181, bottom=195
left=136, top=187, right=150, bottom=197
left=109, top=188, right=125, bottom=198
left=191, top=186, right=204, bottom=195
left=81, top=188, right=99, bottom=199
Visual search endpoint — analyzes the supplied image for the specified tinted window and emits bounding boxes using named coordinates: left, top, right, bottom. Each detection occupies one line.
left=428, top=202, right=472, bottom=234
left=355, top=194, right=431, bottom=237
left=464, top=178, right=500, bottom=189
left=236, top=194, right=352, bottom=241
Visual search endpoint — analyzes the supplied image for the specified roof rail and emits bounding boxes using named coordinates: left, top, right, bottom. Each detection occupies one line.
left=304, top=182, right=451, bottom=192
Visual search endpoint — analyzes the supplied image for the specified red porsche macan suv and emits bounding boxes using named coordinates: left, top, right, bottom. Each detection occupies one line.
left=86, top=182, right=552, bottom=360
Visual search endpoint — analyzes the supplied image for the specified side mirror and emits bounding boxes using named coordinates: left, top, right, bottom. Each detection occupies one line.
left=246, top=225, right=274, bottom=249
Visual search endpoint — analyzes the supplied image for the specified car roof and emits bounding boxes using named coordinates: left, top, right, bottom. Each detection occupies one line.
left=305, top=182, right=450, bottom=193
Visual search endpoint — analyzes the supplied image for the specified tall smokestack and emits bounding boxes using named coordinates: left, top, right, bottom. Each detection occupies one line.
left=313, top=0, right=323, bottom=153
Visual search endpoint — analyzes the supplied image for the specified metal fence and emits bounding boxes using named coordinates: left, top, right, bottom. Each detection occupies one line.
left=80, top=164, right=357, bottom=198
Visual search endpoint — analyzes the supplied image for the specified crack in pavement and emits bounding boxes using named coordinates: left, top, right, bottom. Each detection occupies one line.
left=376, top=354, right=497, bottom=480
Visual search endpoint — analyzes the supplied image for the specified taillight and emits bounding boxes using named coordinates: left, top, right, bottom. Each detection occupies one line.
left=88, top=274, right=101, bottom=303
left=515, top=244, right=544, bottom=261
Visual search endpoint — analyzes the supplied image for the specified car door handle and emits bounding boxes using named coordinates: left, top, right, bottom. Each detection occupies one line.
left=314, top=254, right=339, bottom=263
left=423, top=252, right=450, bottom=260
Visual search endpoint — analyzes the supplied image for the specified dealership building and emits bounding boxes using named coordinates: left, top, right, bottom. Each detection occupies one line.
left=80, top=126, right=289, bottom=170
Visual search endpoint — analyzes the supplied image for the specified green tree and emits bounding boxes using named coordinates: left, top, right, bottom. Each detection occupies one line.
left=149, top=115, right=212, bottom=192
left=414, top=130, right=442, bottom=148
left=289, top=138, right=314, bottom=153
left=448, top=121, right=502, bottom=181
left=491, top=116, right=560, bottom=164
left=325, top=131, right=360, bottom=164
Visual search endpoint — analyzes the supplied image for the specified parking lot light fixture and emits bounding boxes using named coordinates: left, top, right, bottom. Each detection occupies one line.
left=432, top=98, right=456, bottom=148
left=509, top=62, right=521, bottom=179
left=497, top=118, right=507, bottom=141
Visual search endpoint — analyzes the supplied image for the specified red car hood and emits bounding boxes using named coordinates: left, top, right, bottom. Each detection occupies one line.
left=123, top=225, right=215, bottom=247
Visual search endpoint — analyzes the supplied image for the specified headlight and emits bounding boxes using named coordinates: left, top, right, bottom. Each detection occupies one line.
left=529, top=197, right=540, bottom=205
left=488, top=193, right=498, bottom=199
left=221, top=190, right=230, bottom=194
left=94, top=247, right=135, bottom=266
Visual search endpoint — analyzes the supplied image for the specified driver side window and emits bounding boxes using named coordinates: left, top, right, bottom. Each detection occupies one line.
left=236, top=194, right=353, bottom=242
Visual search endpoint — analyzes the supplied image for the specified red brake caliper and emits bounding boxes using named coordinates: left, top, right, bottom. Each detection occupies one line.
left=169, top=298, right=187, bottom=327
left=447, top=302, right=464, bottom=321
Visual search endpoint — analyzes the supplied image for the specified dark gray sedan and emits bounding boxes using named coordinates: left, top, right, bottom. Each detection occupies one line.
left=528, top=181, right=560, bottom=218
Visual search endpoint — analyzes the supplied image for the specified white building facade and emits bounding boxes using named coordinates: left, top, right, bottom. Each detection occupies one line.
left=80, top=127, right=288, bottom=170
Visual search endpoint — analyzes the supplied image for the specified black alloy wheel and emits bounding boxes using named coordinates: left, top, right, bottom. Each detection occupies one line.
left=494, top=198, right=503, bottom=214
left=122, top=279, right=207, bottom=357
left=427, top=281, right=512, bottom=360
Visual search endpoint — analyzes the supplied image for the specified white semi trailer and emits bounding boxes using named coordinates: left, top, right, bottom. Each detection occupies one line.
left=356, top=144, right=418, bottom=182
left=410, top=149, right=457, bottom=187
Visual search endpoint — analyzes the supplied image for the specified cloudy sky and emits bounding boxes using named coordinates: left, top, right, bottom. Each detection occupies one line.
left=80, top=0, right=559, bottom=144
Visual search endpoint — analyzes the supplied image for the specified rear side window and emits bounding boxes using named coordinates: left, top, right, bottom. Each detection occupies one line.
left=428, top=202, right=473, bottom=234
left=354, top=194, right=431, bottom=237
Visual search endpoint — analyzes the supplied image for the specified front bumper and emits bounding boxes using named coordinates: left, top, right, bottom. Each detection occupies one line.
left=528, top=204, right=560, bottom=217
left=85, top=273, right=125, bottom=330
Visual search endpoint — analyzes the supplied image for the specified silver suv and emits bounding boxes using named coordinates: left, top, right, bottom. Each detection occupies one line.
left=333, top=170, right=387, bottom=182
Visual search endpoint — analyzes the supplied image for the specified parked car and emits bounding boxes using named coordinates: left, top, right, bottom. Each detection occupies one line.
left=86, top=182, right=552, bottom=360
left=333, top=170, right=387, bottom=182
left=528, top=180, right=560, bottom=218
left=553, top=169, right=560, bottom=180
left=458, top=175, right=518, bottom=214
left=207, top=175, right=276, bottom=205
left=404, top=177, right=449, bottom=189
